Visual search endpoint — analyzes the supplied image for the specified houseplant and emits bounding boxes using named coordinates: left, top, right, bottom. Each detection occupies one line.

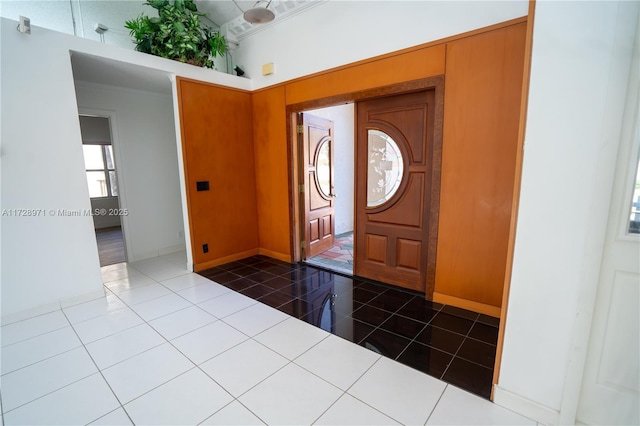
left=125, top=0, right=228, bottom=68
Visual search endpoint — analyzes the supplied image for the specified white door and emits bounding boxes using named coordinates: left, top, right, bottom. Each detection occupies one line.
left=576, top=49, right=640, bottom=424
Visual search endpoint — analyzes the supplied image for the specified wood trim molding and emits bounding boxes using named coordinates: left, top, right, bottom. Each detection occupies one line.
left=176, top=76, right=252, bottom=94
left=252, top=16, right=528, bottom=95
left=492, top=0, right=537, bottom=397
left=433, top=292, right=501, bottom=317
left=175, top=77, right=196, bottom=270
left=426, top=78, right=445, bottom=299
left=258, top=248, right=292, bottom=263
left=193, top=248, right=260, bottom=272
left=286, top=76, right=445, bottom=111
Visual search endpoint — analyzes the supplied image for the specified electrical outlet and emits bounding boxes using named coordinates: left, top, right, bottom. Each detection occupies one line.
left=202, top=243, right=208, bottom=253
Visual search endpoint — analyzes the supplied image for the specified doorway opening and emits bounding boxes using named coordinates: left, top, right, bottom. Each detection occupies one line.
left=297, top=105, right=355, bottom=275
left=292, top=78, right=444, bottom=295
left=79, top=114, right=127, bottom=267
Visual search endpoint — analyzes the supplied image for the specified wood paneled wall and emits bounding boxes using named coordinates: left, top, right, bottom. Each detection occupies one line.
left=252, top=86, right=291, bottom=261
left=434, top=23, right=527, bottom=315
left=177, top=79, right=259, bottom=270
left=285, top=44, right=446, bottom=105
left=177, top=18, right=527, bottom=315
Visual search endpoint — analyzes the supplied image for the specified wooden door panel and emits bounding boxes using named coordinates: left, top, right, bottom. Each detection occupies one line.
left=177, top=79, right=258, bottom=269
left=355, top=90, right=440, bottom=293
left=309, top=219, right=320, bottom=242
left=397, top=239, right=421, bottom=270
left=321, top=216, right=332, bottom=237
left=365, top=234, right=387, bottom=263
left=368, top=174, right=425, bottom=227
left=310, top=186, right=330, bottom=210
left=301, top=113, right=335, bottom=258
left=369, top=108, right=427, bottom=162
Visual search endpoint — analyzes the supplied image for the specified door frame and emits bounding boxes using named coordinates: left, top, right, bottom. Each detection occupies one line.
left=78, top=108, right=131, bottom=263
left=287, top=76, right=444, bottom=295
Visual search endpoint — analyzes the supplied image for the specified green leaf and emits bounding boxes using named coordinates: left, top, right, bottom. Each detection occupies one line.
left=184, top=0, right=198, bottom=12
left=124, top=0, right=224, bottom=68
left=146, top=0, right=168, bottom=10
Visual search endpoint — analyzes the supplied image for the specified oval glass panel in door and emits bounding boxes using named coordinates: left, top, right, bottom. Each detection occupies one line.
left=316, top=138, right=332, bottom=198
left=367, top=129, right=404, bottom=207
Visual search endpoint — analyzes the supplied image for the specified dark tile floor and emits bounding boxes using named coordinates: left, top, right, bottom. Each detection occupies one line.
left=199, top=255, right=499, bottom=399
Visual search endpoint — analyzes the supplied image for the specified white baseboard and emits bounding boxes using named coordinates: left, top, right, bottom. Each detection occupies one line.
left=60, top=289, right=106, bottom=309
left=129, top=245, right=187, bottom=263
left=493, top=385, right=560, bottom=425
left=158, top=244, right=186, bottom=256
left=1, top=288, right=105, bottom=325
left=1, top=301, right=61, bottom=326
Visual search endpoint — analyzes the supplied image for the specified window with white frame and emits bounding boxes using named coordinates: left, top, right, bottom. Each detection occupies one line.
left=82, top=143, right=118, bottom=198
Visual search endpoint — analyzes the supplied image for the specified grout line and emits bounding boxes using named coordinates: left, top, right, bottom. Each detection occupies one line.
left=439, top=315, right=480, bottom=380
left=78, top=268, right=217, bottom=413
left=0, top=340, right=84, bottom=377
left=309, top=389, right=348, bottom=425
left=391, top=320, right=430, bottom=362
left=60, top=309, right=136, bottom=426
left=2, top=370, right=101, bottom=416
left=92, top=278, right=243, bottom=419
left=424, top=383, right=449, bottom=426
left=228, top=344, right=292, bottom=400
left=291, top=339, right=404, bottom=425
left=70, top=312, right=144, bottom=346
left=89, top=406, right=128, bottom=425
left=337, top=356, right=407, bottom=425
left=197, top=398, right=268, bottom=426
left=0, top=323, right=69, bottom=349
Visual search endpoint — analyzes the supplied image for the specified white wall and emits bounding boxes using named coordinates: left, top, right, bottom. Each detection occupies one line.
left=1, top=19, right=103, bottom=321
left=233, top=0, right=528, bottom=89
left=0, top=0, right=230, bottom=71
left=75, top=82, right=186, bottom=260
left=0, top=17, right=248, bottom=322
left=0, top=0, right=74, bottom=35
left=305, top=104, right=355, bottom=236
left=0, top=0, right=150, bottom=49
left=495, top=1, right=639, bottom=424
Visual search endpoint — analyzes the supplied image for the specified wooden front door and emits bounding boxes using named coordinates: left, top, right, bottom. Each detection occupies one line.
left=354, top=90, right=440, bottom=293
left=300, top=113, right=336, bottom=258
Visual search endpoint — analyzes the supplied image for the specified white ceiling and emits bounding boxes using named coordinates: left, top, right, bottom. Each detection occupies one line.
left=195, top=1, right=255, bottom=27
left=196, top=1, right=324, bottom=39
left=71, top=52, right=173, bottom=94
